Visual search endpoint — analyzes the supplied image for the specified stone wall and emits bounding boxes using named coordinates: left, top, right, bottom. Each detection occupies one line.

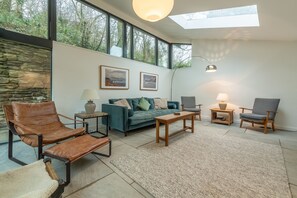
left=0, top=38, right=51, bottom=143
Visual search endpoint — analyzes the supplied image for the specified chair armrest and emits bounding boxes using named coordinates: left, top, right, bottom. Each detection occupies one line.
left=266, top=110, right=278, bottom=120
left=196, top=104, right=202, bottom=109
left=58, top=114, right=88, bottom=126
left=44, top=158, right=59, bottom=180
left=102, top=104, right=128, bottom=132
left=239, top=107, right=252, bottom=113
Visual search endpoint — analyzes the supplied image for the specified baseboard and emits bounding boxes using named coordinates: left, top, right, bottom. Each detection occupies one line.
left=201, top=116, right=297, bottom=132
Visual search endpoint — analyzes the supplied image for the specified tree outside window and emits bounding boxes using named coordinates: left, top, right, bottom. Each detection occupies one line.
left=133, top=28, right=156, bottom=65
left=0, top=0, right=48, bottom=38
left=110, top=17, right=123, bottom=57
left=57, top=0, right=107, bottom=52
left=172, top=44, right=192, bottom=68
left=158, top=40, right=169, bottom=68
left=126, top=24, right=132, bottom=59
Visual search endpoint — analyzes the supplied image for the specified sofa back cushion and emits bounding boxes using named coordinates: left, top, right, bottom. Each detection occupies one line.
left=145, top=98, right=155, bottom=110
left=154, top=98, right=168, bottom=109
left=114, top=99, right=131, bottom=109
left=110, top=98, right=156, bottom=111
left=137, top=97, right=151, bottom=111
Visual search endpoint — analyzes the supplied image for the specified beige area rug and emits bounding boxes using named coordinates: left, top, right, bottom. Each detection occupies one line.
left=111, top=127, right=291, bottom=198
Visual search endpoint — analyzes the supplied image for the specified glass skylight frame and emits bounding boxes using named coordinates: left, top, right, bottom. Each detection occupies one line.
left=169, top=5, right=260, bottom=29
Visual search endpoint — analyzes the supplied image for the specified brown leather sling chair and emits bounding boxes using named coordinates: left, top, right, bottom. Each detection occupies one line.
left=3, top=101, right=87, bottom=165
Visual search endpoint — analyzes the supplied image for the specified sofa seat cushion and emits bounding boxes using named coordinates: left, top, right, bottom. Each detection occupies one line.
left=240, top=113, right=267, bottom=121
left=129, top=109, right=179, bottom=126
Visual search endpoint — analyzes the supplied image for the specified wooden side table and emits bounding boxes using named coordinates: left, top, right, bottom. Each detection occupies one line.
left=74, top=111, right=109, bottom=137
left=210, top=108, right=234, bottom=125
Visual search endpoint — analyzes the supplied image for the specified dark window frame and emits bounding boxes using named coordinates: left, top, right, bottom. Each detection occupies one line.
left=0, top=0, right=191, bottom=69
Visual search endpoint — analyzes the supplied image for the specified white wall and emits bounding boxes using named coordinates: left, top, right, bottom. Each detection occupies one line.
left=173, top=39, right=297, bottom=131
left=52, top=42, right=171, bottom=118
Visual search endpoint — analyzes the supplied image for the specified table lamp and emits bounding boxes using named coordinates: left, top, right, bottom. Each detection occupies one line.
left=81, top=89, right=100, bottom=114
left=216, top=93, right=229, bottom=110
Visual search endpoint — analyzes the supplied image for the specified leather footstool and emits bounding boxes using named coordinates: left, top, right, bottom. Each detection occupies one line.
left=43, top=134, right=111, bottom=185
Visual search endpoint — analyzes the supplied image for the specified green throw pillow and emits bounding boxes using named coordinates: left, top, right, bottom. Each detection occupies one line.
left=138, top=97, right=150, bottom=111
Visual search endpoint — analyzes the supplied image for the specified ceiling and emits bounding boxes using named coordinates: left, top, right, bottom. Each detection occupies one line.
left=100, top=0, right=297, bottom=41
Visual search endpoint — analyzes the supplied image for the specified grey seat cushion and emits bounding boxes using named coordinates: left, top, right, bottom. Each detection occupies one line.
left=183, top=108, right=201, bottom=112
left=252, top=98, right=280, bottom=119
left=240, top=113, right=267, bottom=121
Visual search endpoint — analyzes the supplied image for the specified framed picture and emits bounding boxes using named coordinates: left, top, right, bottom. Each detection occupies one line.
left=100, top=65, right=129, bottom=89
left=140, top=72, right=158, bottom=91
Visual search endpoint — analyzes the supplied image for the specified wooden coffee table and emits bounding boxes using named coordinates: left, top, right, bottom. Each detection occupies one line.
left=155, top=111, right=195, bottom=146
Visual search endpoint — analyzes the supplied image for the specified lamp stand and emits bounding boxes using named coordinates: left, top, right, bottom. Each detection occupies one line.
left=218, top=102, right=227, bottom=110
left=85, top=100, right=96, bottom=114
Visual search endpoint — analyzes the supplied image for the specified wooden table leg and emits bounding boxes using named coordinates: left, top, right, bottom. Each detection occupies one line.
left=165, top=124, right=169, bottom=146
left=156, top=120, right=160, bottom=143
left=191, top=115, right=194, bottom=133
left=183, top=119, right=186, bottom=130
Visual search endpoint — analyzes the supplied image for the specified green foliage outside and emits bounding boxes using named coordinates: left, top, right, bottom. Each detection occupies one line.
left=172, top=44, right=192, bottom=69
left=0, top=0, right=48, bottom=38
left=0, top=0, right=192, bottom=69
left=110, top=17, right=123, bottom=57
left=57, top=0, right=107, bottom=52
left=133, top=28, right=156, bottom=65
left=158, top=40, right=169, bottom=68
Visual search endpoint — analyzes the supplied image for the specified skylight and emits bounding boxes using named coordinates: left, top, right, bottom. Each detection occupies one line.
left=169, top=5, right=259, bottom=29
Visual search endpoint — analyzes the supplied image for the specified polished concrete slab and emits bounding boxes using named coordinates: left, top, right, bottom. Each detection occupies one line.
left=67, top=173, right=144, bottom=198
left=291, top=184, right=297, bottom=198
left=0, top=122, right=296, bottom=198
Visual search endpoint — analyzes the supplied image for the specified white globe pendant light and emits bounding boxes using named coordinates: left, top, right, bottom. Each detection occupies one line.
left=132, top=0, right=174, bottom=22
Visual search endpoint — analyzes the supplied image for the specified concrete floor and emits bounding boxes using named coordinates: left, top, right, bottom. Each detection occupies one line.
left=0, top=121, right=296, bottom=198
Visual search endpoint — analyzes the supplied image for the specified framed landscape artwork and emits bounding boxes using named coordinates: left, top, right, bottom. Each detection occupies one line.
left=140, top=72, right=158, bottom=91
left=100, top=65, right=129, bottom=89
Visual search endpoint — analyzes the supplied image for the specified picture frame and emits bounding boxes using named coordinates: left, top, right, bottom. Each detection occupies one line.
left=100, top=65, right=129, bottom=89
left=140, top=72, right=158, bottom=91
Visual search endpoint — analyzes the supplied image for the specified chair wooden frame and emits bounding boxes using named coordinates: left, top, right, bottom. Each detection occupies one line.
left=1, top=158, right=65, bottom=197
left=43, top=158, right=65, bottom=197
left=239, top=107, right=277, bottom=134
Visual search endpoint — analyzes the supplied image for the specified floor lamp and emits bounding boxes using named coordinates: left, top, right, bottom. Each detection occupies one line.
left=170, top=56, right=217, bottom=100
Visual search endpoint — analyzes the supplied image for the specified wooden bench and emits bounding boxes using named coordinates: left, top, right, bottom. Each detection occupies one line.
left=43, top=134, right=111, bottom=185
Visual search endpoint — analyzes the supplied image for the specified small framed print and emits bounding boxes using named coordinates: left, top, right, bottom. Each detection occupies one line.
left=140, top=72, right=158, bottom=91
left=100, top=65, right=129, bottom=90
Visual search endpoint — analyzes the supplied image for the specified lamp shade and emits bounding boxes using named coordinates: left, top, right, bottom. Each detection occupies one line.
left=216, top=93, right=229, bottom=102
left=80, top=89, right=100, bottom=101
left=206, top=65, right=217, bottom=72
left=132, top=0, right=174, bottom=22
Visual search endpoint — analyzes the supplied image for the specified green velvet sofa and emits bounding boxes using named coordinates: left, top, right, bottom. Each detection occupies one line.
left=102, top=97, right=179, bottom=136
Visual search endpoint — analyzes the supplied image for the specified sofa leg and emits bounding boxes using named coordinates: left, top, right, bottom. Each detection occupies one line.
left=240, top=120, right=243, bottom=128
left=124, top=132, right=127, bottom=137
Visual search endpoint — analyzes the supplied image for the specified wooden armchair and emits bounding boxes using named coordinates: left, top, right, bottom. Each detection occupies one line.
left=239, top=98, right=280, bottom=133
left=181, top=96, right=202, bottom=120
left=0, top=159, right=64, bottom=198
left=3, top=101, right=87, bottom=165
